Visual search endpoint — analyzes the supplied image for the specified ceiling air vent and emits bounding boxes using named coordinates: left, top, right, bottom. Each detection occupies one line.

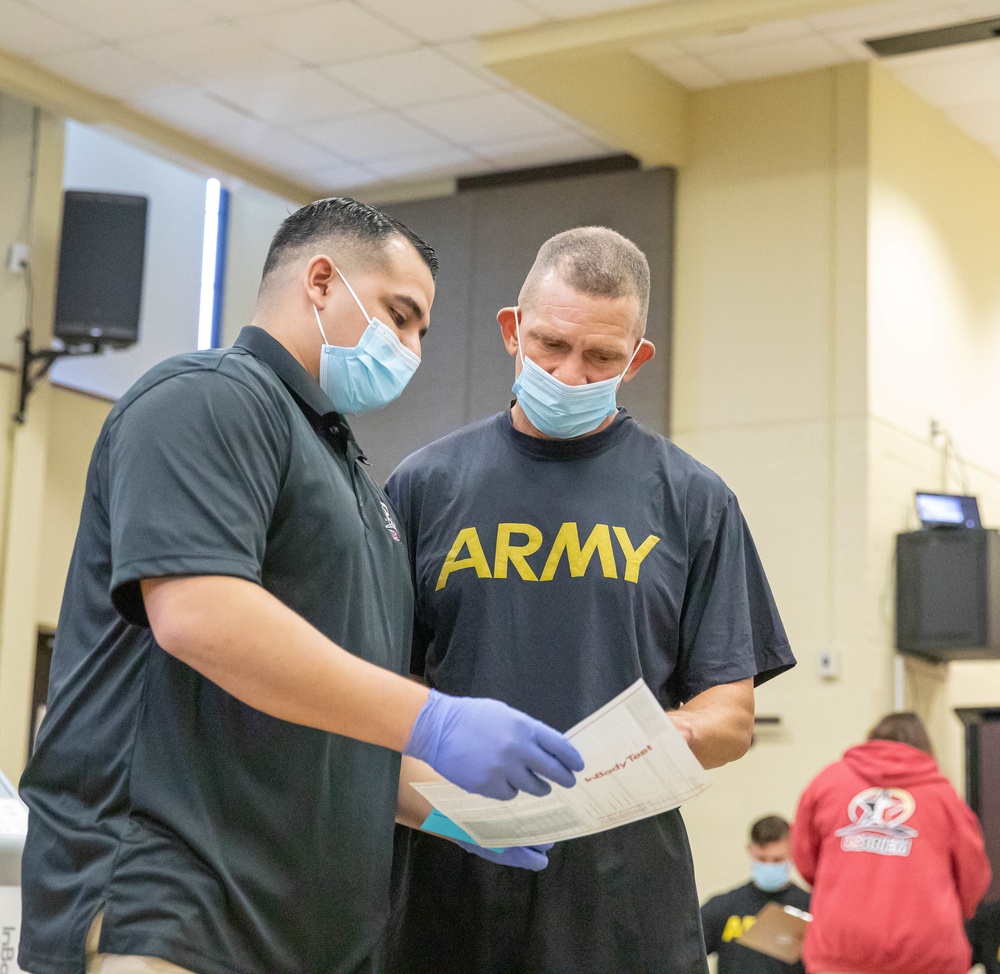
left=865, top=16, right=1000, bottom=57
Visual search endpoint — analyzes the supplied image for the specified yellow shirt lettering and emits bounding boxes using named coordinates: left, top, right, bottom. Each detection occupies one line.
left=493, top=523, right=543, bottom=581
left=435, top=527, right=492, bottom=591
left=721, top=915, right=743, bottom=942
left=539, top=523, right=617, bottom=581
left=612, top=526, right=660, bottom=583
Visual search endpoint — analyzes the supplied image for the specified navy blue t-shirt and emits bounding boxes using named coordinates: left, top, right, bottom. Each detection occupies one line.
left=701, top=881, right=811, bottom=974
left=385, top=408, right=794, bottom=973
left=19, top=328, right=412, bottom=974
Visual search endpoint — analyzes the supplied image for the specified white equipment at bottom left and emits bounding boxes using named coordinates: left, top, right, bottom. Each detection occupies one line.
left=0, top=769, right=27, bottom=974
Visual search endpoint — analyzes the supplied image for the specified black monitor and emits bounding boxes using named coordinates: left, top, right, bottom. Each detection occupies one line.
left=915, top=491, right=981, bottom=529
left=54, top=190, right=148, bottom=349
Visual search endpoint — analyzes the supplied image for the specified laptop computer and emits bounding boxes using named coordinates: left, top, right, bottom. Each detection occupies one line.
left=915, top=491, right=981, bottom=529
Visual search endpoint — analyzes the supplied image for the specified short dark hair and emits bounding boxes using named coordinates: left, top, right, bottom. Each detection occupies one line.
left=260, top=197, right=437, bottom=285
left=750, top=815, right=790, bottom=846
left=867, top=712, right=934, bottom=756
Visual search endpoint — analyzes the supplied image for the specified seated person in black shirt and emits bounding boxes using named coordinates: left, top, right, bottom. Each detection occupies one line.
left=968, top=898, right=1000, bottom=974
left=701, top=815, right=811, bottom=974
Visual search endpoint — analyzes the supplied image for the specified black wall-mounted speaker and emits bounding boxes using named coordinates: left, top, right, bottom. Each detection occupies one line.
left=54, top=190, right=148, bottom=349
left=896, top=528, right=1000, bottom=661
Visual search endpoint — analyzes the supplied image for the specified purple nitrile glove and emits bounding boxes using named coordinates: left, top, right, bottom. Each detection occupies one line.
left=455, top=839, right=554, bottom=871
left=404, top=690, right=584, bottom=801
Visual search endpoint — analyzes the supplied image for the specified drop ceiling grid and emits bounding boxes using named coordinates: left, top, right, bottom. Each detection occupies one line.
left=3, top=0, right=1000, bottom=187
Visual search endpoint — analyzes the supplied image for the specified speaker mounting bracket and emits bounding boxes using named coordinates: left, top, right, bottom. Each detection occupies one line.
left=14, top=329, right=103, bottom=424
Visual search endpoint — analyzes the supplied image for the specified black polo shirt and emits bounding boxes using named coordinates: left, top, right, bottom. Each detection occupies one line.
left=19, top=326, right=413, bottom=974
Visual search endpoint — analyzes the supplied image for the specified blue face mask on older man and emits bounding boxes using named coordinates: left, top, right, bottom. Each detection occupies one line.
left=313, top=267, right=420, bottom=415
left=510, top=307, right=642, bottom=439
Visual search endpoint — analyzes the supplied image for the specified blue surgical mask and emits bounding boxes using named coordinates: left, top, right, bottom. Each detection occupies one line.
left=313, top=268, right=420, bottom=414
left=750, top=859, right=791, bottom=892
left=511, top=308, right=642, bottom=439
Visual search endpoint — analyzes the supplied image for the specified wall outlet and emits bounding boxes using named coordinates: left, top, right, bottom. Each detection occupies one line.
left=817, top=650, right=839, bottom=680
left=6, top=242, right=29, bottom=274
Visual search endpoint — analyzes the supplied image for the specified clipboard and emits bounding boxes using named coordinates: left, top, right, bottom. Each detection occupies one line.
left=735, top=901, right=812, bottom=963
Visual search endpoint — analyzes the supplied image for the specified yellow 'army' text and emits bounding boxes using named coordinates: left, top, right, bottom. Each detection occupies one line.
left=435, top=522, right=660, bottom=591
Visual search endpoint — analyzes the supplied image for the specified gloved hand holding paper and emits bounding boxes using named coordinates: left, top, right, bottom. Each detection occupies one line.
left=410, top=679, right=710, bottom=848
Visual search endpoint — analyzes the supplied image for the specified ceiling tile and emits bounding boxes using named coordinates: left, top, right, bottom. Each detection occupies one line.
left=0, top=0, right=97, bottom=57
left=366, top=145, right=480, bottom=179
left=240, top=2, right=417, bottom=67
left=887, top=34, right=1000, bottom=70
left=824, top=8, right=987, bottom=59
left=299, top=110, right=451, bottom=161
left=24, top=0, right=216, bottom=43
left=404, top=91, right=565, bottom=144
left=892, top=47, right=1000, bottom=109
left=299, top=160, right=380, bottom=191
left=953, top=0, right=1000, bottom=16
left=630, top=37, right=687, bottom=65
left=434, top=39, right=512, bottom=87
left=651, top=56, right=726, bottom=90
left=529, top=0, right=661, bottom=17
left=677, top=19, right=811, bottom=57
left=946, top=101, right=1000, bottom=144
left=131, top=87, right=264, bottom=144
left=208, top=68, right=375, bottom=125
left=230, top=128, right=340, bottom=174
left=472, top=131, right=609, bottom=169
left=325, top=47, right=496, bottom=108
left=805, top=0, right=953, bottom=33
left=188, top=0, right=314, bottom=15
left=122, top=22, right=296, bottom=84
left=39, top=46, right=184, bottom=101
left=356, top=0, right=544, bottom=44
left=704, top=34, right=846, bottom=84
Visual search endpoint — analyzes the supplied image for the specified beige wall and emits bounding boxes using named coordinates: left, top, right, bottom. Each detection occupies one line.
left=866, top=67, right=1000, bottom=790
left=35, top=388, right=112, bottom=630
left=674, top=61, right=1000, bottom=902
left=672, top=63, right=878, bottom=898
left=0, top=93, right=65, bottom=781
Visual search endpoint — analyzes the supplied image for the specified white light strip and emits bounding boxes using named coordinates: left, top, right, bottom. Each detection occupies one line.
left=197, top=177, right=222, bottom=350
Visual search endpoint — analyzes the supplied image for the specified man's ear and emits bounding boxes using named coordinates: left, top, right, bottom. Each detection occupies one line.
left=497, top=307, right=520, bottom=357
left=622, top=339, right=655, bottom=383
left=305, top=255, right=337, bottom=308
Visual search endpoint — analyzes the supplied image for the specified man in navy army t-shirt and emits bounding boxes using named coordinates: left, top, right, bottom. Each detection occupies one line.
left=386, top=226, right=796, bottom=974
left=17, top=198, right=585, bottom=974
left=701, top=815, right=811, bottom=974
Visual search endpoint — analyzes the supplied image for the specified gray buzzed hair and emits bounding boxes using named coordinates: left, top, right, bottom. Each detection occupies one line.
left=519, top=227, right=650, bottom=335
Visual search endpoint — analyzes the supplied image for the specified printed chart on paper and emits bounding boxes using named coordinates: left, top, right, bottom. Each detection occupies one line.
left=411, top=679, right=711, bottom=847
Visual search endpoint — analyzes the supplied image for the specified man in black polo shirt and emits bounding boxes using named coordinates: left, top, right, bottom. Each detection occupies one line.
left=18, top=198, right=583, bottom=974
left=385, top=227, right=795, bottom=973
left=701, top=815, right=811, bottom=974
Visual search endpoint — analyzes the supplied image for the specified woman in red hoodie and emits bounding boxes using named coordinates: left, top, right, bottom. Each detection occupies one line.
left=792, top=712, right=991, bottom=974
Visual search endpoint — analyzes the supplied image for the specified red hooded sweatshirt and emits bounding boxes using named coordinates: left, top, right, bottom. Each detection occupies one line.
left=792, top=739, right=991, bottom=974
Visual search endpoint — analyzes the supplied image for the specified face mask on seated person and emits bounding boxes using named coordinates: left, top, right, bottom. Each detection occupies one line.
left=511, top=307, right=641, bottom=439
left=313, top=267, right=420, bottom=415
left=750, top=858, right=791, bottom=892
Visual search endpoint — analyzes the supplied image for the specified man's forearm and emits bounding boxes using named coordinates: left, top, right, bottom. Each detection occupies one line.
left=396, top=756, right=439, bottom=829
left=668, top=679, right=754, bottom=769
left=141, top=575, right=429, bottom=752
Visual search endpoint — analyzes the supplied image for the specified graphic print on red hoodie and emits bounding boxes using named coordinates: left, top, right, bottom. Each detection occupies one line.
left=792, top=739, right=991, bottom=974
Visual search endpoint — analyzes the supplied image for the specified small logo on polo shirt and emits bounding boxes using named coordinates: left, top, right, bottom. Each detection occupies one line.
left=380, top=501, right=401, bottom=542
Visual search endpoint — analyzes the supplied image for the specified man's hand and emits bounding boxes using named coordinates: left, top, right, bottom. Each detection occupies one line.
left=668, top=679, right=754, bottom=769
left=454, top=839, right=553, bottom=871
left=404, top=690, right=584, bottom=800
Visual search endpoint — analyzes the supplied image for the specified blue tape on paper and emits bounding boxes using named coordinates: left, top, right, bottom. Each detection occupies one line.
left=420, top=809, right=506, bottom=852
